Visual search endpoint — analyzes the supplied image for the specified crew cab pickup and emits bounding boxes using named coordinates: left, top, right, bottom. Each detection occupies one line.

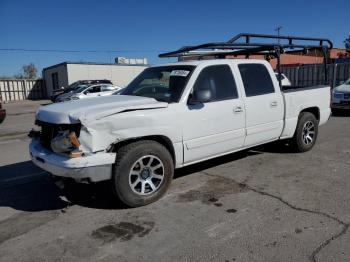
left=29, top=58, right=331, bottom=207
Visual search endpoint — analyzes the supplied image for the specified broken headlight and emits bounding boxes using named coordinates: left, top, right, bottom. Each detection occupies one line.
left=51, top=130, right=82, bottom=157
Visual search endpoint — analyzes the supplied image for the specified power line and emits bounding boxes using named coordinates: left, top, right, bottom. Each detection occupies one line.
left=0, top=48, right=166, bottom=53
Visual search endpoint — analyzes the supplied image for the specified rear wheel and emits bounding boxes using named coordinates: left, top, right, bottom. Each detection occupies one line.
left=290, top=112, right=318, bottom=152
left=112, top=140, right=174, bottom=207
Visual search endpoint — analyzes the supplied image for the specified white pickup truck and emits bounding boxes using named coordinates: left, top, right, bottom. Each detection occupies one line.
left=29, top=58, right=331, bottom=207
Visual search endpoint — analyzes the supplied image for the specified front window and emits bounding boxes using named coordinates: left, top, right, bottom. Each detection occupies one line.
left=119, top=66, right=195, bottom=103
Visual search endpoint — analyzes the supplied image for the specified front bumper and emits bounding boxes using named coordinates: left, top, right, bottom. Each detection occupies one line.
left=29, top=139, right=116, bottom=182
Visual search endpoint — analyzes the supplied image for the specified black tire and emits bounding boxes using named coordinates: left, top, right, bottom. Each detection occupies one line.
left=290, top=112, right=318, bottom=152
left=112, top=140, right=174, bottom=207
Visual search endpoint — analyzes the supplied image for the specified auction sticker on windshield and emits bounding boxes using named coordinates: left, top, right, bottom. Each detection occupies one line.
left=170, top=70, right=190, bottom=77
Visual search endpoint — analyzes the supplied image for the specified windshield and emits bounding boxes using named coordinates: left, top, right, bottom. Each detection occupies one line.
left=74, top=85, right=89, bottom=93
left=68, top=81, right=82, bottom=89
left=119, top=65, right=195, bottom=102
left=62, top=81, right=83, bottom=92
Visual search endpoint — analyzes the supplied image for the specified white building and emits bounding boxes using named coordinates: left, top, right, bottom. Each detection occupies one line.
left=42, top=61, right=148, bottom=95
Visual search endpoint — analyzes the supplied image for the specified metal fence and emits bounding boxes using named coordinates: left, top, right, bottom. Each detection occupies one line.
left=281, top=62, right=350, bottom=88
left=0, top=79, right=47, bottom=102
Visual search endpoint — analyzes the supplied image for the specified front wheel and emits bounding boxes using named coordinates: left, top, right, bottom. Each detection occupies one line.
left=112, top=140, right=174, bottom=207
left=290, top=112, right=318, bottom=152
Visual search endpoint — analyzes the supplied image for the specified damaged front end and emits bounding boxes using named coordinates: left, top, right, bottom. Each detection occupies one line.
left=29, top=120, right=116, bottom=183
left=51, top=130, right=82, bottom=158
left=32, top=120, right=83, bottom=156
left=29, top=95, right=170, bottom=183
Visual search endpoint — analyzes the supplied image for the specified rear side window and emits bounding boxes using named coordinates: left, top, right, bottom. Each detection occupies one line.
left=193, top=65, right=238, bottom=101
left=239, top=64, right=275, bottom=97
left=101, top=85, right=114, bottom=91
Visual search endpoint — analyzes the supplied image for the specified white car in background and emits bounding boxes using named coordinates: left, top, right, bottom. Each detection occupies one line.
left=275, top=73, right=292, bottom=86
left=56, top=84, right=122, bottom=102
left=331, top=78, right=350, bottom=113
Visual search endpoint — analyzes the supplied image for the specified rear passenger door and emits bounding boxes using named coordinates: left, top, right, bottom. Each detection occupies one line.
left=100, top=85, right=115, bottom=96
left=85, top=85, right=102, bottom=98
left=183, top=64, right=246, bottom=163
left=237, top=63, right=284, bottom=147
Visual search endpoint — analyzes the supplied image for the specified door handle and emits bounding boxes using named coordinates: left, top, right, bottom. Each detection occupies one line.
left=270, top=101, right=278, bottom=107
left=233, top=106, right=244, bottom=113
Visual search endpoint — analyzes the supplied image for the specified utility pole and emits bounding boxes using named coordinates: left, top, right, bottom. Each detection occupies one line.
left=275, top=26, right=282, bottom=44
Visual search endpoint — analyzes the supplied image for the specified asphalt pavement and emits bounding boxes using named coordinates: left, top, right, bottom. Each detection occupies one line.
left=0, top=100, right=350, bottom=262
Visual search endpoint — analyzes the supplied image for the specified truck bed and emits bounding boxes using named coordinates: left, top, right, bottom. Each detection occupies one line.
left=280, top=85, right=331, bottom=139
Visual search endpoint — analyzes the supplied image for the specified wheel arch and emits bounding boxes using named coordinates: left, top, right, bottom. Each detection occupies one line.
left=299, top=106, right=320, bottom=121
left=109, top=135, right=176, bottom=165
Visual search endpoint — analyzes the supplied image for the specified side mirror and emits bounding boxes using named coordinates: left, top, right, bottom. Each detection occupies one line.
left=83, top=91, right=89, bottom=95
left=189, top=89, right=212, bottom=104
left=339, top=81, right=345, bottom=85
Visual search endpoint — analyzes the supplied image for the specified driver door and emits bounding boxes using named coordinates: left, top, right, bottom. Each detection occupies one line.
left=182, top=64, right=246, bottom=164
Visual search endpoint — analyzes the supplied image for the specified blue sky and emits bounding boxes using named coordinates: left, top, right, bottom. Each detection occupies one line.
left=0, top=0, right=349, bottom=77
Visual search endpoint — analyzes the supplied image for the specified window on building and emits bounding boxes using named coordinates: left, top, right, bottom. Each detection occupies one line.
left=238, top=64, right=275, bottom=97
left=192, top=65, right=238, bottom=102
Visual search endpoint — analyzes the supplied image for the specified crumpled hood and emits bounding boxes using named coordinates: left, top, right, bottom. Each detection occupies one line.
left=334, top=84, right=350, bottom=94
left=36, top=95, right=168, bottom=124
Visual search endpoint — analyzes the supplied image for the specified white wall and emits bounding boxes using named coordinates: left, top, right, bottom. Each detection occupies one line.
left=66, top=64, right=147, bottom=88
left=0, top=79, right=45, bottom=101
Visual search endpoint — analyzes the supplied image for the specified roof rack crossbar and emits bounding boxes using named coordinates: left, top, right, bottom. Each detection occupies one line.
left=158, top=33, right=333, bottom=58
left=227, top=33, right=333, bottom=48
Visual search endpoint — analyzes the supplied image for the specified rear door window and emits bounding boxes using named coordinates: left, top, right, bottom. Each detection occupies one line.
left=239, top=64, right=275, bottom=97
left=90, top=85, right=101, bottom=93
left=101, top=85, right=115, bottom=91
left=193, top=65, right=238, bottom=102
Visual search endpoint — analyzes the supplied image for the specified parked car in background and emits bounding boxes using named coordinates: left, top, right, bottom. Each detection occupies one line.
left=331, top=78, right=350, bottom=114
left=55, top=84, right=121, bottom=102
left=50, top=79, right=113, bottom=102
left=0, top=95, right=6, bottom=124
left=275, top=73, right=291, bottom=86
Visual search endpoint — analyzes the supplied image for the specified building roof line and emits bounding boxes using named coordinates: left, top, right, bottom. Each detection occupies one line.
left=42, top=61, right=149, bottom=71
